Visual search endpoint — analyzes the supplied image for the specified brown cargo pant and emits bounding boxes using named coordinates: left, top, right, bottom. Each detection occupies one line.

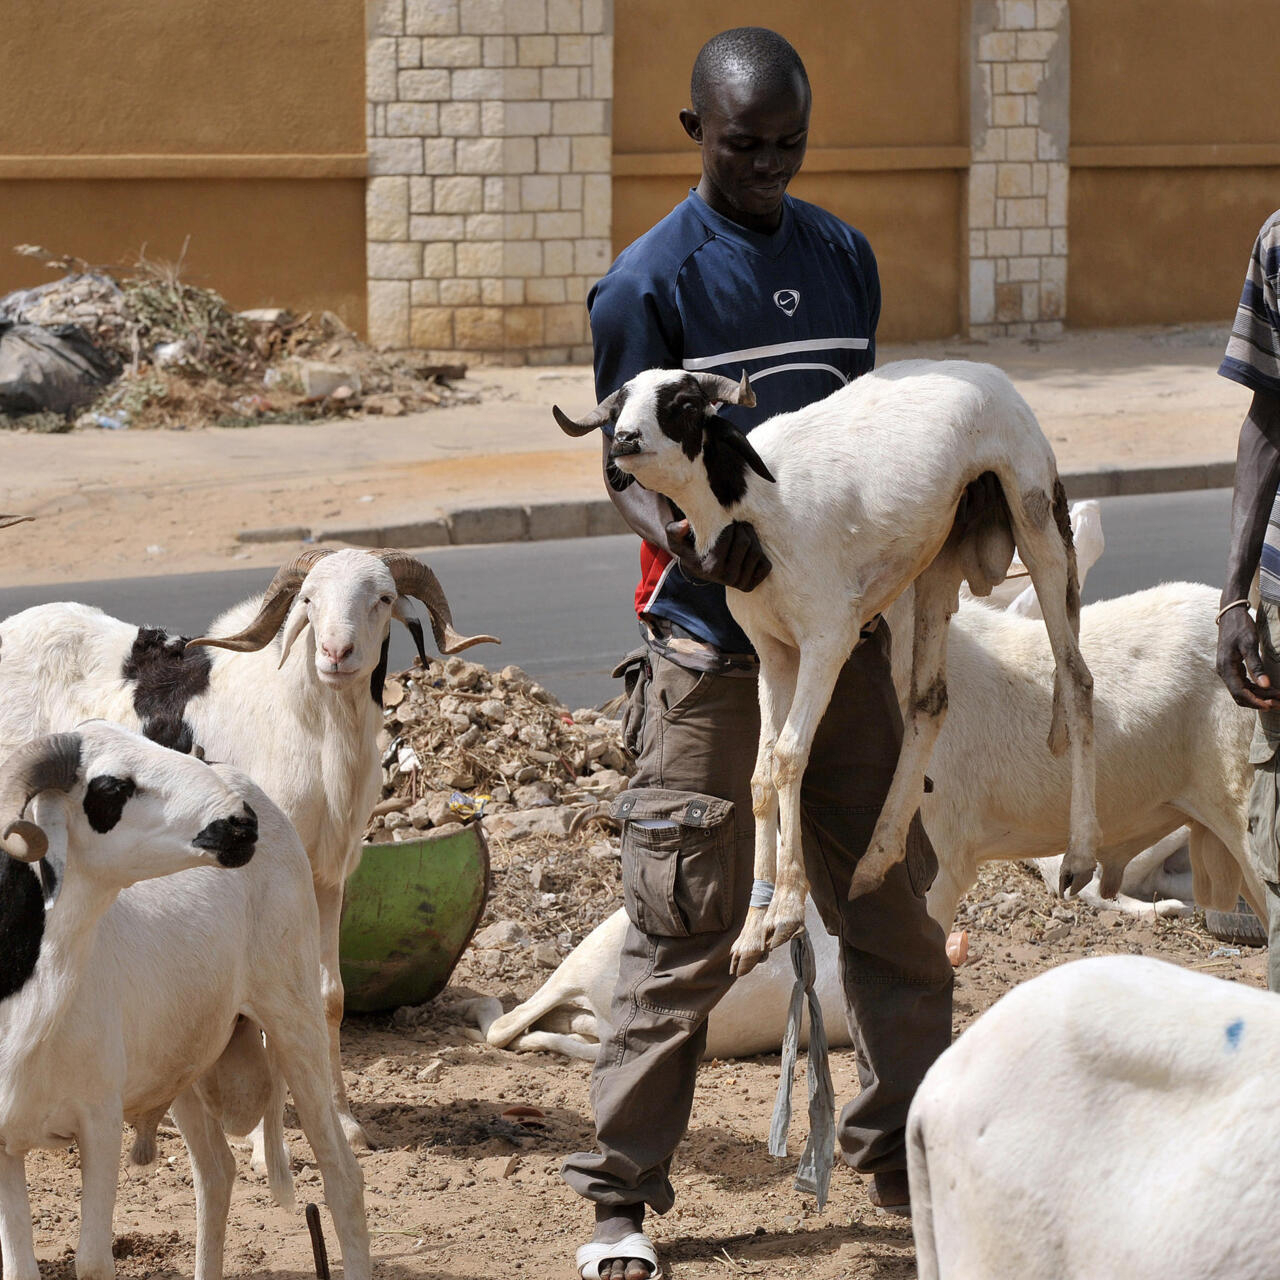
left=561, top=622, right=954, bottom=1213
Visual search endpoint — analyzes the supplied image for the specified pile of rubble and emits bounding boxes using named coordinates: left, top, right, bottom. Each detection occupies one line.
left=367, top=655, right=632, bottom=993
left=0, top=245, right=478, bottom=431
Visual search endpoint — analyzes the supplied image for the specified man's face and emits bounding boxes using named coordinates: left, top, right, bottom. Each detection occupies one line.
left=681, top=71, right=810, bottom=233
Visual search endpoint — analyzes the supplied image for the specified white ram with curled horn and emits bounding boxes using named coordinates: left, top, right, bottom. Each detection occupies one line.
left=0, top=546, right=498, bottom=1161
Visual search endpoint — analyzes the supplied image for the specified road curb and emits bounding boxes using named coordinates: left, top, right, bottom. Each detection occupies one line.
left=237, top=460, right=1236, bottom=549
left=237, top=497, right=630, bottom=549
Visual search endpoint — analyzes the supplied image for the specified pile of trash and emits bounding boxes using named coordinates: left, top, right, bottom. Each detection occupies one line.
left=367, top=655, right=633, bottom=992
left=0, top=245, right=477, bottom=431
left=368, top=655, right=631, bottom=840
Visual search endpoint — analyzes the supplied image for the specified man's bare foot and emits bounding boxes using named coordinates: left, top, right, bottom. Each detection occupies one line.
left=590, top=1203, right=654, bottom=1280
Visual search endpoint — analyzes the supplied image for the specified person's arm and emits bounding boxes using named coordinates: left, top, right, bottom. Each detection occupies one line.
left=1217, top=388, right=1280, bottom=709
left=589, top=270, right=771, bottom=591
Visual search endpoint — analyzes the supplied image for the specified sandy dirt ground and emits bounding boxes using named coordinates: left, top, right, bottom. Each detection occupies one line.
left=0, top=324, right=1248, bottom=586
left=20, top=848, right=1265, bottom=1280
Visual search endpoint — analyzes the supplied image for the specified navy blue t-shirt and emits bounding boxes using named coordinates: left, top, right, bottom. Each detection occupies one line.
left=588, top=189, right=880, bottom=652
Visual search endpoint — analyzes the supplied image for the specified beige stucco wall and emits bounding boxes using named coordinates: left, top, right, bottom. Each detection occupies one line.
left=0, top=0, right=368, bottom=328
left=1068, top=0, right=1280, bottom=326
left=611, top=0, right=969, bottom=342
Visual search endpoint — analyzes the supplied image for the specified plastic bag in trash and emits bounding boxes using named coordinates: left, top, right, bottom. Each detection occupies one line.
left=0, top=322, right=120, bottom=417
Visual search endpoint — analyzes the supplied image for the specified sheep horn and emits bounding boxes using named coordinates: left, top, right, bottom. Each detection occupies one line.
left=552, top=386, right=626, bottom=437
left=694, top=370, right=755, bottom=408
left=186, top=548, right=335, bottom=653
left=0, top=514, right=33, bottom=529
left=0, top=732, right=82, bottom=862
left=375, top=550, right=500, bottom=654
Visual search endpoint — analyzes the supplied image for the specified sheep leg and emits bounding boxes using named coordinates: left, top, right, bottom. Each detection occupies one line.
left=851, top=566, right=956, bottom=900
left=0, top=1150, right=39, bottom=1280
left=1009, top=481, right=1101, bottom=897
left=74, top=1107, right=123, bottom=1280
left=170, top=1088, right=236, bottom=1280
left=924, top=854, right=974, bottom=933
left=730, top=635, right=797, bottom=977
left=760, top=640, right=852, bottom=954
left=257, top=1003, right=371, bottom=1280
left=315, top=875, right=373, bottom=1151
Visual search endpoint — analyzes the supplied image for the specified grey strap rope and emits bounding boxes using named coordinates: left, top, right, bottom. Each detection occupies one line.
left=749, top=878, right=775, bottom=909
left=767, top=929, right=836, bottom=1210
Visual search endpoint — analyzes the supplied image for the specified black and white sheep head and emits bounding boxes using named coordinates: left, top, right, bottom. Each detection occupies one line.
left=185, top=547, right=499, bottom=688
left=0, top=721, right=258, bottom=887
left=553, top=369, right=775, bottom=508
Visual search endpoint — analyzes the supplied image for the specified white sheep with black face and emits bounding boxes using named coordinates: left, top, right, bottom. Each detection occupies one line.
left=0, top=722, right=369, bottom=1280
left=555, top=361, right=1099, bottom=976
left=0, top=546, right=498, bottom=1157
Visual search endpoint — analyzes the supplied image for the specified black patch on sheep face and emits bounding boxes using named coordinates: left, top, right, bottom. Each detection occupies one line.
left=371, top=635, right=391, bottom=705
left=123, top=627, right=213, bottom=754
left=83, top=774, right=136, bottom=833
left=654, top=375, right=711, bottom=462
left=193, top=806, right=258, bottom=868
left=0, top=856, right=45, bottom=1002
left=701, top=427, right=753, bottom=508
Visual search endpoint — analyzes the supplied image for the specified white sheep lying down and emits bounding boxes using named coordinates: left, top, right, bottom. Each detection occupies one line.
left=471, top=897, right=851, bottom=1061
left=0, top=722, right=368, bottom=1280
left=908, top=955, right=1276, bottom=1280
left=556, top=360, right=1099, bottom=976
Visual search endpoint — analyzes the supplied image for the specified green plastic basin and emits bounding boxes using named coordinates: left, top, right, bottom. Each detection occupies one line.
left=338, top=823, right=490, bottom=1014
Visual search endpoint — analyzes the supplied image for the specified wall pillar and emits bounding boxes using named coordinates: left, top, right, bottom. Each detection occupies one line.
left=967, top=0, right=1069, bottom=338
left=365, top=0, right=612, bottom=362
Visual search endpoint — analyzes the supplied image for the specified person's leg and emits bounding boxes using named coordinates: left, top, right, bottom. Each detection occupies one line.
left=563, top=652, right=759, bottom=1277
left=798, top=623, right=954, bottom=1197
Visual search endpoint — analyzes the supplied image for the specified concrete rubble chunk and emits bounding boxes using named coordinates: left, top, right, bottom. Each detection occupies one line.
left=299, top=361, right=363, bottom=399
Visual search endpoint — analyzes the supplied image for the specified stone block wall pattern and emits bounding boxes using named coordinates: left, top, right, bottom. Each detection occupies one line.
left=968, top=0, right=1069, bottom=337
left=365, top=0, right=612, bottom=362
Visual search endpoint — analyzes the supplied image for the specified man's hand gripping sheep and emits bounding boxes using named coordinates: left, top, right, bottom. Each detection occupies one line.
left=555, top=360, right=1100, bottom=977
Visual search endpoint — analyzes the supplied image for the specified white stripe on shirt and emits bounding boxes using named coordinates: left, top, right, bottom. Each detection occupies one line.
left=681, top=337, right=869, bottom=371
left=743, top=361, right=849, bottom=385
left=641, top=556, right=678, bottom=614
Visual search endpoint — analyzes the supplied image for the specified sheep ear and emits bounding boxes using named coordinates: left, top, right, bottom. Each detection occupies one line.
left=277, top=608, right=311, bottom=670
left=553, top=386, right=624, bottom=437
left=392, top=599, right=432, bottom=668
left=718, top=425, right=775, bottom=483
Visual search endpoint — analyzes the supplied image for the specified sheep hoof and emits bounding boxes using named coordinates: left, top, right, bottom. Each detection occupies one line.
left=730, top=908, right=769, bottom=977
left=340, top=1113, right=375, bottom=1152
left=761, top=897, right=805, bottom=952
left=849, top=860, right=885, bottom=901
left=1058, top=854, right=1096, bottom=898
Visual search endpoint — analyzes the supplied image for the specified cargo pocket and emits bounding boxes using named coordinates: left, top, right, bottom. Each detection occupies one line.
left=1248, top=743, right=1280, bottom=884
left=611, top=647, right=650, bottom=760
left=904, top=813, right=939, bottom=898
left=612, top=787, right=735, bottom=937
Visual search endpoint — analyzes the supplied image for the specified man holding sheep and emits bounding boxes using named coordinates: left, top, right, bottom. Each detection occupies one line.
left=1217, top=207, right=1280, bottom=991
left=563, top=28, right=954, bottom=1280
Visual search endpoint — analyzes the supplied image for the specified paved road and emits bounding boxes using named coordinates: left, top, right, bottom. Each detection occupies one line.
left=0, top=489, right=1233, bottom=708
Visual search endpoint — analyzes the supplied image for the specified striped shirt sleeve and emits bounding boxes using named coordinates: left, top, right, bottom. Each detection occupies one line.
left=1220, top=210, right=1280, bottom=396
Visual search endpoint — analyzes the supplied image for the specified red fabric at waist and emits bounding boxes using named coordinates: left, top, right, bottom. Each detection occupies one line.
left=634, top=540, right=672, bottom=616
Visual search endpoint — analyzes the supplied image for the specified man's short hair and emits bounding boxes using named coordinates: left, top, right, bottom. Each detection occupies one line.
left=690, top=27, right=810, bottom=116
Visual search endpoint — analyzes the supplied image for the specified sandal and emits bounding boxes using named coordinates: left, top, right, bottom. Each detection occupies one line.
left=575, top=1230, right=664, bottom=1280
